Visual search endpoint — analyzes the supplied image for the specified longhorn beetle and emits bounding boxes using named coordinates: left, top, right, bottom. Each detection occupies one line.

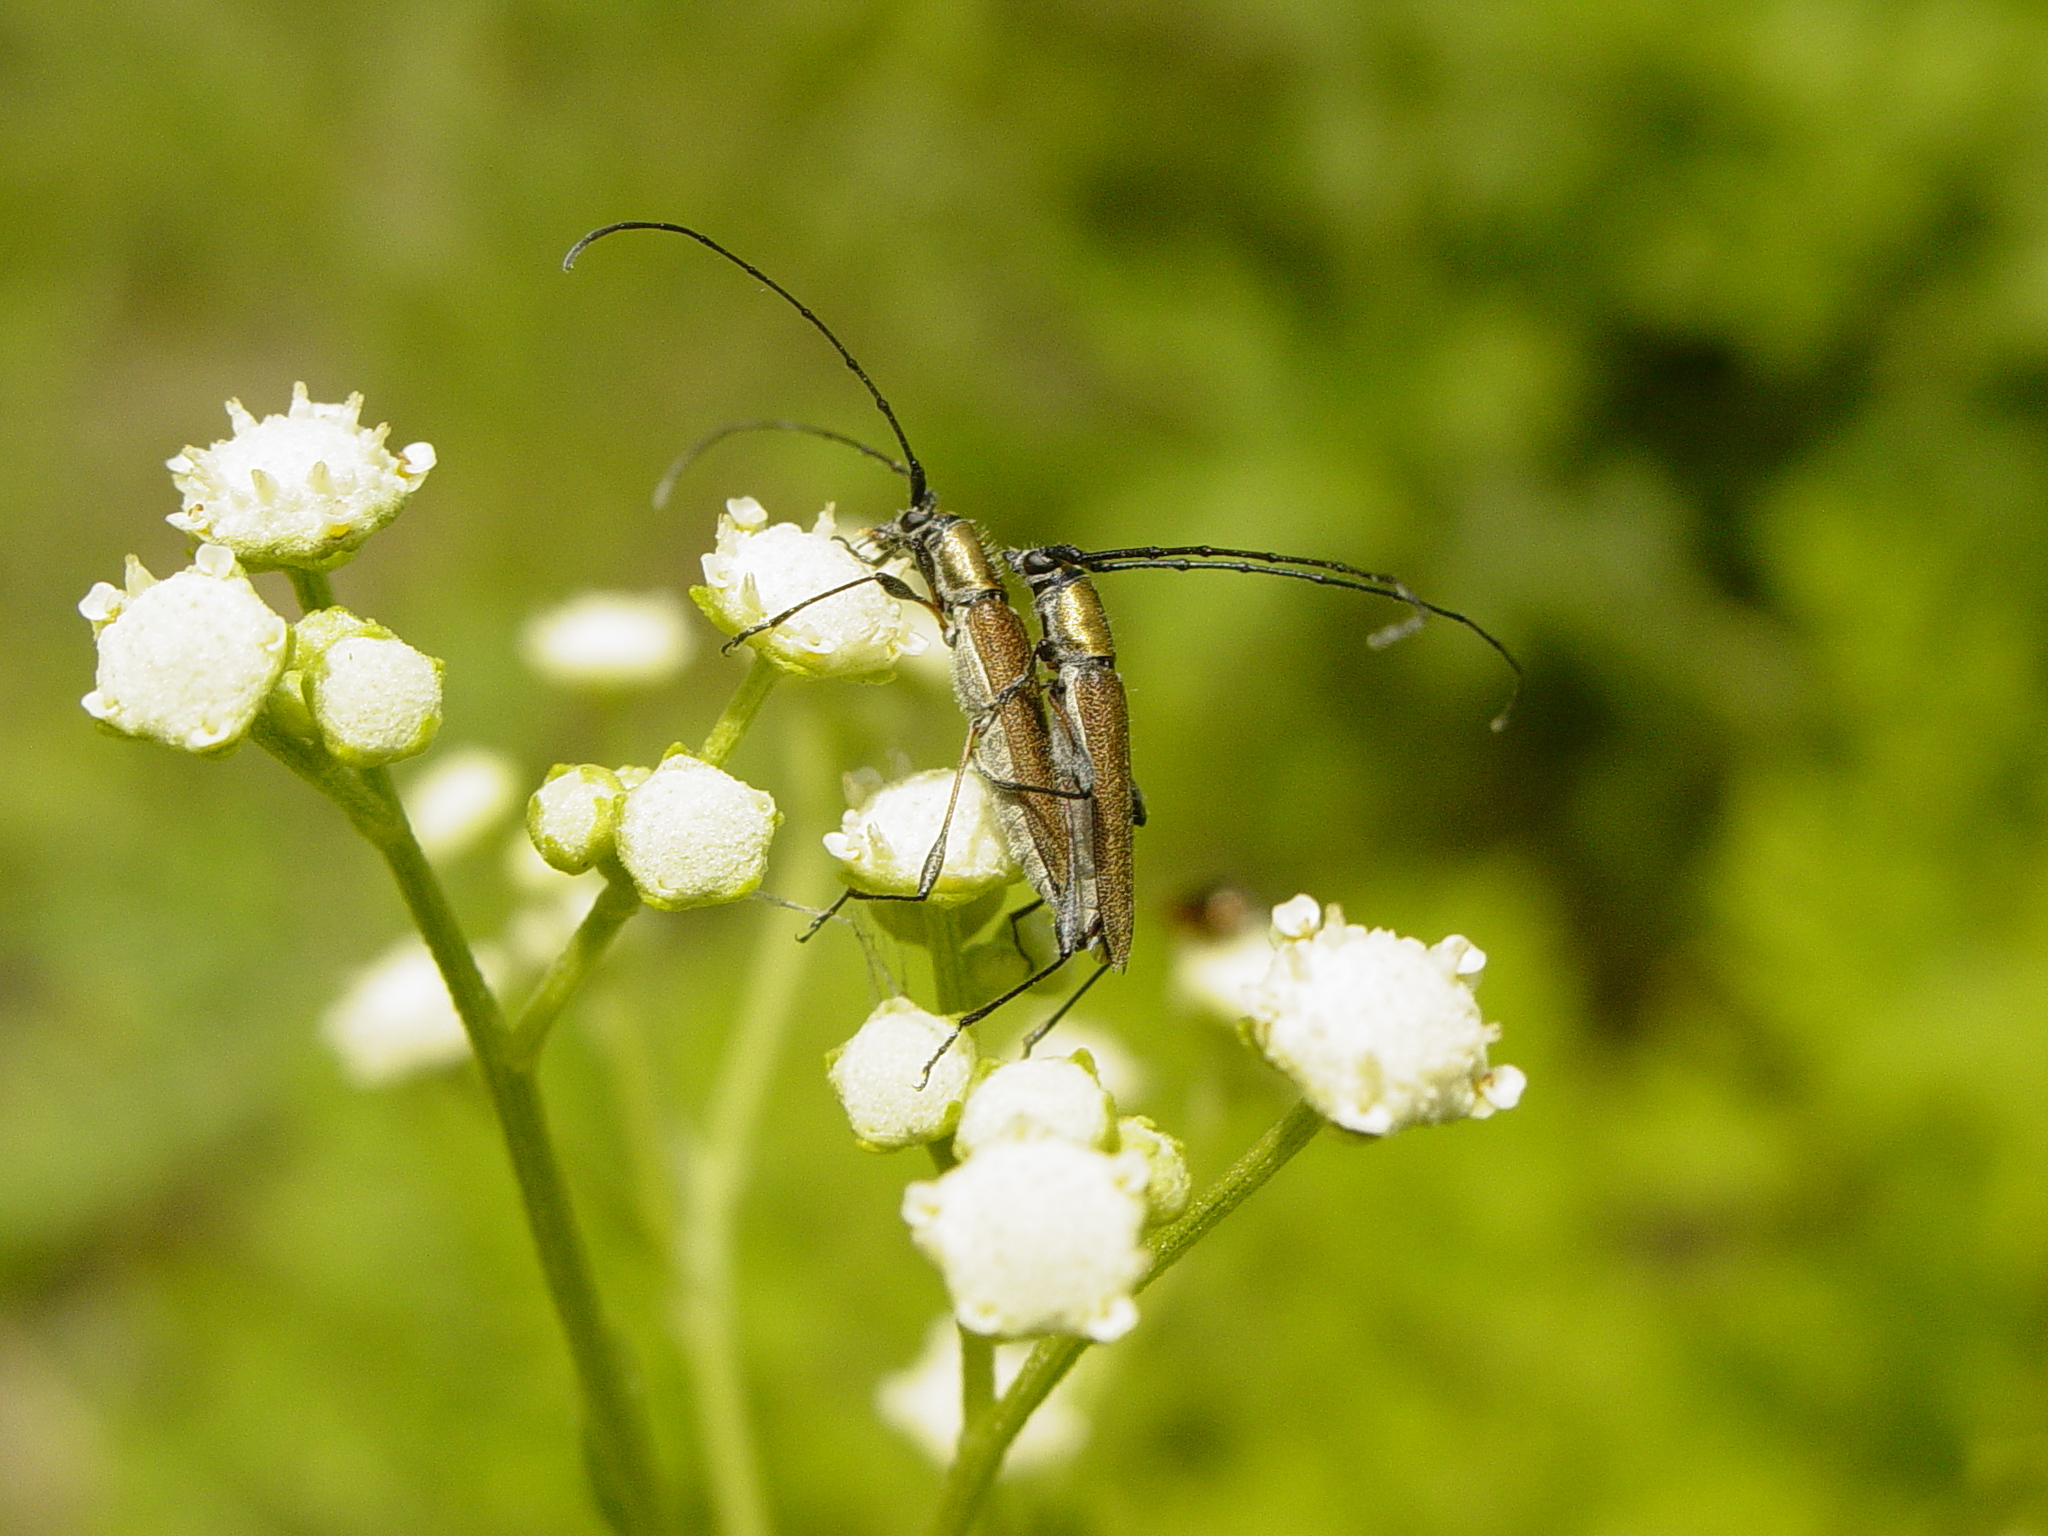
left=564, top=222, right=1091, bottom=1030
left=565, top=221, right=1520, bottom=1041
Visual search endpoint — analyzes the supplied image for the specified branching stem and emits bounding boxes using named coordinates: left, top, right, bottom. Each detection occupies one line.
left=925, top=1099, right=1327, bottom=1536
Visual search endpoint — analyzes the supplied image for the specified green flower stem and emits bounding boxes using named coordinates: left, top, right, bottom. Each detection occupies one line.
left=673, top=704, right=828, bottom=1536
left=926, top=1099, right=1328, bottom=1536
left=508, top=871, right=642, bottom=1069
left=699, top=654, right=782, bottom=768
left=513, top=647, right=789, bottom=1071
left=254, top=724, right=666, bottom=1535
left=923, top=905, right=972, bottom=1016
left=287, top=567, right=337, bottom=612
left=356, top=766, right=667, bottom=1536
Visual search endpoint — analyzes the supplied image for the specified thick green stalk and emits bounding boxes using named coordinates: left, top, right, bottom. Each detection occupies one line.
left=257, top=719, right=666, bottom=1534
left=509, top=872, right=643, bottom=1068
left=922, top=904, right=973, bottom=1016
left=287, top=567, right=337, bottom=612
left=699, top=655, right=781, bottom=768
left=357, top=768, right=667, bottom=1535
left=925, top=1100, right=1327, bottom=1536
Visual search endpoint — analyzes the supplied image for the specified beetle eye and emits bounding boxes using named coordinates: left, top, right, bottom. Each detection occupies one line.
left=1020, top=549, right=1056, bottom=575
left=900, top=505, right=932, bottom=531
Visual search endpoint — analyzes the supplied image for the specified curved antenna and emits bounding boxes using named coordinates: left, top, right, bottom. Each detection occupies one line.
left=1079, top=542, right=1410, bottom=589
left=652, top=419, right=909, bottom=511
left=1078, top=554, right=1522, bottom=730
left=564, top=221, right=931, bottom=510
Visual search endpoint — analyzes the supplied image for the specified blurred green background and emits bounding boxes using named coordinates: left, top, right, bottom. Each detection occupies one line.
left=5, top=0, right=2048, bottom=1530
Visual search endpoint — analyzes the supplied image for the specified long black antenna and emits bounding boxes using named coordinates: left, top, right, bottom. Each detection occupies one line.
left=652, top=419, right=909, bottom=511
left=1074, top=551, right=1522, bottom=730
left=564, top=221, right=931, bottom=510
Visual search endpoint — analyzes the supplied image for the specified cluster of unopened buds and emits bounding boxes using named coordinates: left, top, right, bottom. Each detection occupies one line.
left=83, top=381, right=1527, bottom=1498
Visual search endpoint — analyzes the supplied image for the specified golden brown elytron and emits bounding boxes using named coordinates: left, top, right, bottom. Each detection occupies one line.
left=1007, top=547, right=1138, bottom=971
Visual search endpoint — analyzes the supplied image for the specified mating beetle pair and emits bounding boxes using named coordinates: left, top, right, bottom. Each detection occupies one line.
left=565, top=221, right=1519, bottom=1046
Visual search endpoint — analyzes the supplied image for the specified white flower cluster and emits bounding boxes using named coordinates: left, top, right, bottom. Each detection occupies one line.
left=828, top=1013, right=1189, bottom=1343
left=80, top=388, right=444, bottom=765
left=693, top=497, right=925, bottom=681
left=1245, top=895, right=1526, bottom=1136
left=166, top=384, right=433, bottom=570
left=526, top=748, right=781, bottom=910
left=823, top=767, right=1019, bottom=905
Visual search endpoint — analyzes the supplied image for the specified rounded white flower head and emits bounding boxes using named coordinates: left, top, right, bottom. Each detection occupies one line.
left=79, top=545, right=287, bottom=754
left=823, top=767, right=1019, bottom=905
left=165, top=384, right=434, bottom=570
left=614, top=749, right=780, bottom=909
left=521, top=590, right=695, bottom=690
left=826, top=997, right=977, bottom=1152
left=1246, top=896, right=1526, bottom=1137
left=693, top=497, right=925, bottom=681
left=292, top=608, right=443, bottom=767
left=877, top=1316, right=1088, bottom=1472
left=323, top=936, right=504, bottom=1087
left=902, top=1139, right=1152, bottom=1341
left=527, top=764, right=626, bottom=876
left=1115, top=1115, right=1191, bottom=1225
left=952, top=1054, right=1116, bottom=1159
left=402, top=747, right=520, bottom=861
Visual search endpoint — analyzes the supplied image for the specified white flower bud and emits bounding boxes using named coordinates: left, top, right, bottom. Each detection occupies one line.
left=526, top=764, right=626, bottom=875
left=877, top=1316, right=1088, bottom=1472
left=1114, top=1116, right=1191, bottom=1224
left=826, top=997, right=977, bottom=1151
left=402, top=747, right=520, bottom=861
left=79, top=545, right=287, bottom=754
left=1032, top=1020, right=1148, bottom=1107
left=614, top=750, right=780, bottom=910
left=165, top=383, right=434, bottom=570
left=521, top=589, right=695, bottom=690
left=323, top=936, right=504, bottom=1087
left=953, top=1055, right=1117, bottom=1159
left=294, top=609, right=444, bottom=767
left=1245, top=897, right=1524, bottom=1137
left=822, top=767, right=1019, bottom=905
left=902, top=1139, right=1152, bottom=1341
left=692, top=496, right=925, bottom=681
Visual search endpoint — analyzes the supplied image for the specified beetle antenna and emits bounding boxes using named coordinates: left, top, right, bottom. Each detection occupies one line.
left=565, top=221, right=932, bottom=510
left=1079, top=554, right=1522, bottom=729
left=652, top=419, right=909, bottom=510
